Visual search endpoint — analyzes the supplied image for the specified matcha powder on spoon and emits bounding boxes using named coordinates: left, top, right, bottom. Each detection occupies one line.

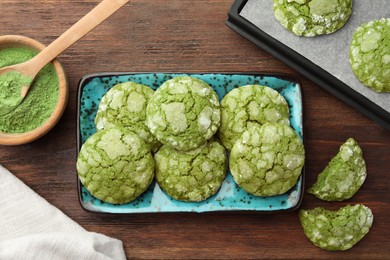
left=0, top=47, right=59, bottom=133
left=0, top=71, right=33, bottom=115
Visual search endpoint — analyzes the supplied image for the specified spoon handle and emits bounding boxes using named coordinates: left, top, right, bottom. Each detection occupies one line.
left=28, top=0, right=129, bottom=75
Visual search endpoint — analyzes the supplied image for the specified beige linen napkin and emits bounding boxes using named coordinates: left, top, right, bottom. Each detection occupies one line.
left=0, top=164, right=126, bottom=260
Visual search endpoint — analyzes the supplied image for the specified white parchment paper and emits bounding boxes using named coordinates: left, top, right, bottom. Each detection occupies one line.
left=240, top=0, right=390, bottom=113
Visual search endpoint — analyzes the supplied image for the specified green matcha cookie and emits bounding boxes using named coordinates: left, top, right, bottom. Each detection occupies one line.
left=230, top=123, right=304, bottom=197
left=77, top=127, right=155, bottom=204
left=155, top=139, right=227, bottom=202
left=350, top=18, right=390, bottom=92
left=218, top=85, right=289, bottom=151
left=273, top=0, right=352, bottom=37
left=146, top=76, right=221, bottom=151
left=308, top=138, right=366, bottom=201
left=95, top=82, right=161, bottom=152
left=299, top=204, right=373, bottom=250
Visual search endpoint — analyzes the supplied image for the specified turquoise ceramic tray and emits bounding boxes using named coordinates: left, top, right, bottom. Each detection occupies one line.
left=77, top=72, right=303, bottom=213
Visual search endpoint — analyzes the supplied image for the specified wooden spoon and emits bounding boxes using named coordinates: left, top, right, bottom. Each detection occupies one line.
left=0, top=0, right=129, bottom=116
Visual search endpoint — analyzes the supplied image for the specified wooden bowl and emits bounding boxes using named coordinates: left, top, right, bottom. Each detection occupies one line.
left=0, top=35, right=68, bottom=145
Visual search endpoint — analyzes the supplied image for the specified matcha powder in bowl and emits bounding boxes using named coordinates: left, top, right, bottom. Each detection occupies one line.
left=0, top=47, right=59, bottom=134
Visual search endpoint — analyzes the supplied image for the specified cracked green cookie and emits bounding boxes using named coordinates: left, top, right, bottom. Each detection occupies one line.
left=350, top=18, right=390, bottom=92
left=218, top=85, right=289, bottom=151
left=299, top=204, right=373, bottom=250
left=308, top=138, right=366, bottom=201
left=95, top=82, right=161, bottom=152
left=155, top=139, right=227, bottom=202
left=230, top=123, right=304, bottom=197
left=146, top=76, right=221, bottom=151
left=77, top=127, right=155, bottom=204
left=273, top=0, right=352, bottom=37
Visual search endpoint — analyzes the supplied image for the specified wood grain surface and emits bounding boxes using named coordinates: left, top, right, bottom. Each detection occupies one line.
left=1, top=1, right=389, bottom=259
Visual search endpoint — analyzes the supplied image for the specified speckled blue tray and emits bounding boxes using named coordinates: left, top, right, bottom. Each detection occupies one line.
left=77, top=72, right=303, bottom=213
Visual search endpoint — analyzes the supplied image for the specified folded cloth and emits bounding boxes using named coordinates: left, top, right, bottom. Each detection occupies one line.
left=0, top=164, right=126, bottom=260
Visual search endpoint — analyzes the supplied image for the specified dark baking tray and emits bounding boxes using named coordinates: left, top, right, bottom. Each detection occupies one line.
left=226, top=0, right=390, bottom=131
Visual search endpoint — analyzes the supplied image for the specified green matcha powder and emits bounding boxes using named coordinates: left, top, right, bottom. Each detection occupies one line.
left=0, top=47, right=59, bottom=133
left=0, top=71, right=33, bottom=115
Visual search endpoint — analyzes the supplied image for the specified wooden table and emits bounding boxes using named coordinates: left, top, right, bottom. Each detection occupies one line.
left=1, top=1, right=389, bottom=259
